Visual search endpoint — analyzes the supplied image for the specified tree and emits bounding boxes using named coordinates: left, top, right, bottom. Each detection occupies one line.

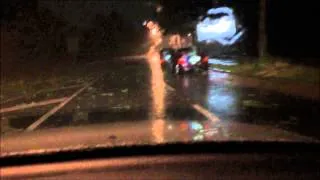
left=2, top=5, right=68, bottom=65
left=259, top=0, right=267, bottom=57
left=85, top=11, right=142, bottom=56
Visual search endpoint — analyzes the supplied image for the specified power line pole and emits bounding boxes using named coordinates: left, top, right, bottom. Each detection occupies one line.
left=259, top=0, right=267, bottom=58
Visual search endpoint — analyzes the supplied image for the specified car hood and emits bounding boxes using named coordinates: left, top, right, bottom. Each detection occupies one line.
left=1, top=120, right=317, bottom=156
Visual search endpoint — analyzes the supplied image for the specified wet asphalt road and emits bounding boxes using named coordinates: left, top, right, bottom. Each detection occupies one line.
left=3, top=57, right=320, bottom=140
left=167, top=70, right=320, bottom=139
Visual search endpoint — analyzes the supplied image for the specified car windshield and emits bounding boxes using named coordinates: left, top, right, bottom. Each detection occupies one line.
left=1, top=0, right=319, bottom=155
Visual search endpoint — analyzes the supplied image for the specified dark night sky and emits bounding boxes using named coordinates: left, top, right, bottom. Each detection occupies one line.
left=159, top=0, right=319, bottom=59
left=267, top=0, right=319, bottom=58
left=2, top=0, right=319, bottom=59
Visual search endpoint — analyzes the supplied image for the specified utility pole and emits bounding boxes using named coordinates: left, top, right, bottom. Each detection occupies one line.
left=259, top=0, right=267, bottom=58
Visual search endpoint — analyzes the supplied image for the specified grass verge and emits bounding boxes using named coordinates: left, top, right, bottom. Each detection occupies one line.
left=211, top=58, right=320, bottom=84
left=1, top=61, right=103, bottom=102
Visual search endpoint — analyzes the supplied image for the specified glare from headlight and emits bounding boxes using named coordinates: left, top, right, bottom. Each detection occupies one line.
left=164, top=54, right=172, bottom=61
left=189, top=55, right=201, bottom=65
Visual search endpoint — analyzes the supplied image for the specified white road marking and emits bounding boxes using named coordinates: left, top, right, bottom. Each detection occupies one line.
left=118, top=55, right=146, bottom=60
left=165, top=84, right=175, bottom=91
left=0, top=97, right=67, bottom=114
left=191, top=104, right=220, bottom=122
left=26, top=83, right=93, bottom=131
left=164, top=83, right=220, bottom=122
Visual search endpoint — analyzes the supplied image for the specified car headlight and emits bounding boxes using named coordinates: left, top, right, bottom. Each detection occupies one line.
left=164, top=54, right=172, bottom=61
left=189, top=56, right=201, bottom=65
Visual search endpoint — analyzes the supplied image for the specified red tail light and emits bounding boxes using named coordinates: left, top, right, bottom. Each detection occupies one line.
left=202, top=56, right=209, bottom=63
left=178, top=57, right=186, bottom=65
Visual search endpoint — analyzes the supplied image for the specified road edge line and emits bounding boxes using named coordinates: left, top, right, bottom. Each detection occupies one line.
left=165, top=84, right=175, bottom=91
left=165, top=83, right=219, bottom=122
left=191, top=104, right=220, bottom=122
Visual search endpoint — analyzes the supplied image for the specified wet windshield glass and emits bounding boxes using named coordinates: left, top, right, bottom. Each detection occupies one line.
left=1, top=0, right=319, bottom=154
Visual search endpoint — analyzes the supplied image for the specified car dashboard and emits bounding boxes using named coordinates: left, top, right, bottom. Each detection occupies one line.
left=1, top=142, right=320, bottom=179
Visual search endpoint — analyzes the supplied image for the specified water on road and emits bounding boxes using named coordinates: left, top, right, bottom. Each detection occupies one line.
left=1, top=55, right=319, bottom=143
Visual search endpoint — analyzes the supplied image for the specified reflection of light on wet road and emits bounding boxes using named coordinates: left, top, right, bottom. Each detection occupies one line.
left=197, top=70, right=238, bottom=117
left=183, top=78, right=190, bottom=88
left=207, top=86, right=237, bottom=117
left=208, top=70, right=234, bottom=85
left=208, top=58, right=238, bottom=66
left=147, top=42, right=166, bottom=143
left=148, top=49, right=166, bottom=119
left=152, top=119, right=165, bottom=143
left=209, top=71, right=229, bottom=80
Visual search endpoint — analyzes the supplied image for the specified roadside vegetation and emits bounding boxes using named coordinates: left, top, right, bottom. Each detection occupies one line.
left=211, top=57, right=320, bottom=84
left=1, top=5, right=148, bottom=103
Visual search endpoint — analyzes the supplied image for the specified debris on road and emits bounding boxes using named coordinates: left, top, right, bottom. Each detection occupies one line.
left=242, top=100, right=271, bottom=108
left=111, top=105, right=131, bottom=110
left=101, top=93, right=114, bottom=97
left=88, top=87, right=95, bottom=91
left=0, top=97, right=67, bottom=114
left=121, top=89, right=129, bottom=93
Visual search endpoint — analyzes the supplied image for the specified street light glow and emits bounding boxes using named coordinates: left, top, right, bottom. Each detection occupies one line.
left=156, top=5, right=163, bottom=13
left=147, top=21, right=155, bottom=29
left=151, top=28, right=157, bottom=35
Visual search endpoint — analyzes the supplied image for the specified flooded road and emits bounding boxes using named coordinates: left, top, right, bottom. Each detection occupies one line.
left=1, top=54, right=320, bottom=144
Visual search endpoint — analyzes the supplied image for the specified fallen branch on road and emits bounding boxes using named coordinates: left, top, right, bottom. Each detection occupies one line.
left=0, top=84, right=84, bottom=105
left=0, top=97, right=67, bottom=114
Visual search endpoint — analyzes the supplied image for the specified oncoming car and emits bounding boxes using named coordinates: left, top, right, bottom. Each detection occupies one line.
left=160, top=47, right=209, bottom=74
left=159, top=48, right=175, bottom=65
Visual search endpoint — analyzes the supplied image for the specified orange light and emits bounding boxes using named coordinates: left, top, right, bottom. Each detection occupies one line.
left=151, top=28, right=157, bottom=35
left=180, top=122, right=188, bottom=131
left=147, top=40, right=166, bottom=143
left=146, top=21, right=154, bottom=29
